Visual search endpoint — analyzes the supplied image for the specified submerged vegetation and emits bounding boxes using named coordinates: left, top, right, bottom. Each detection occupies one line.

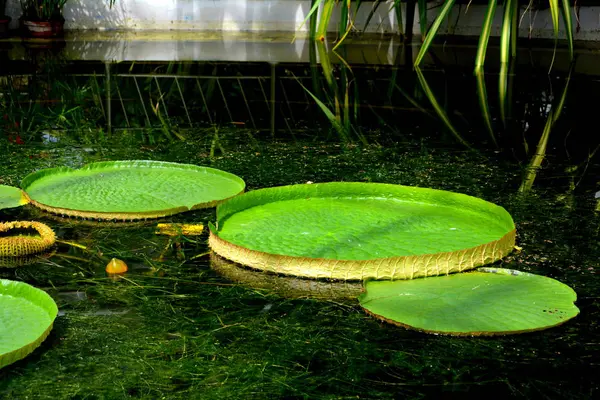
left=0, top=36, right=598, bottom=398
left=0, top=139, right=597, bottom=398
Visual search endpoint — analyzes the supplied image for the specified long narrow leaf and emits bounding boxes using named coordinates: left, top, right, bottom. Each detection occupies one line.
left=418, top=0, right=428, bottom=37
left=474, top=0, right=498, bottom=70
left=294, top=74, right=348, bottom=141
left=510, top=0, right=518, bottom=58
left=519, top=62, right=573, bottom=192
left=363, top=0, right=383, bottom=32
left=549, top=0, right=560, bottom=38
left=293, top=0, right=322, bottom=42
left=500, top=0, right=514, bottom=64
left=561, top=0, right=574, bottom=59
left=414, top=0, right=456, bottom=67
left=317, top=0, right=336, bottom=42
left=339, top=0, right=350, bottom=38
left=548, top=0, right=560, bottom=69
left=474, top=69, right=498, bottom=147
left=309, top=0, right=319, bottom=40
left=498, top=61, right=509, bottom=126
left=391, top=0, right=404, bottom=37
left=414, top=67, right=472, bottom=149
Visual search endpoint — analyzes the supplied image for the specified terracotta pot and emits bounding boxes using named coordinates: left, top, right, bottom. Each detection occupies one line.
left=0, top=16, right=10, bottom=38
left=20, top=18, right=64, bottom=38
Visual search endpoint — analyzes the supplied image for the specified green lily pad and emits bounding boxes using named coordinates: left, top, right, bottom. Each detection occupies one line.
left=0, top=185, right=28, bottom=210
left=21, top=160, right=245, bottom=220
left=209, top=182, right=516, bottom=280
left=359, top=268, right=579, bottom=336
left=0, top=279, right=58, bottom=369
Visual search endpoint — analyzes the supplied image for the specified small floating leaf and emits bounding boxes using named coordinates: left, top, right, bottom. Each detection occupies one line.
left=359, top=268, right=579, bottom=336
left=0, top=185, right=29, bottom=210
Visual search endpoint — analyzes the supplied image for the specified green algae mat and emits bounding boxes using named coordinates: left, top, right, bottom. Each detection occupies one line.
left=209, top=182, right=516, bottom=280
left=0, top=280, right=58, bottom=369
left=359, top=267, right=580, bottom=336
left=20, top=160, right=245, bottom=220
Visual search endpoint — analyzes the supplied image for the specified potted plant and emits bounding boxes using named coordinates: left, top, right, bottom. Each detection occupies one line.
left=0, top=0, right=10, bottom=38
left=19, top=0, right=68, bottom=37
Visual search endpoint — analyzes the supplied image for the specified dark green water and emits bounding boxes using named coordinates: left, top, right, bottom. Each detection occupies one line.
left=0, top=39, right=598, bottom=399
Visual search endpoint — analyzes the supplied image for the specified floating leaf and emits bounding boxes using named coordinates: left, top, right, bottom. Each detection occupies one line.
left=359, top=268, right=579, bottom=336
left=21, top=160, right=245, bottom=220
left=0, top=221, right=56, bottom=257
left=0, top=185, right=29, bottom=211
left=209, top=182, right=515, bottom=280
left=0, top=279, right=58, bottom=369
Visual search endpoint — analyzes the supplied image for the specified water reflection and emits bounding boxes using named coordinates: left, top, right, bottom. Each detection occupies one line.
left=210, top=252, right=363, bottom=301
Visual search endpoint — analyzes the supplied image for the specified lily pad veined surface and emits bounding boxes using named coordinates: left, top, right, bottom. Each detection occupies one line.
left=0, top=279, right=58, bottom=369
left=209, top=182, right=516, bottom=280
left=0, top=185, right=29, bottom=210
left=359, top=268, right=580, bottom=336
left=21, top=160, right=245, bottom=220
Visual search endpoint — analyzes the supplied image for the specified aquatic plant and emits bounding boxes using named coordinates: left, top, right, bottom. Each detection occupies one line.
left=0, top=221, right=56, bottom=257
left=19, top=160, right=245, bottom=220
left=0, top=280, right=58, bottom=369
left=209, top=182, right=516, bottom=280
left=300, top=0, right=409, bottom=43
left=415, top=0, right=574, bottom=70
left=105, top=257, right=128, bottom=274
left=208, top=182, right=581, bottom=335
left=359, top=267, right=579, bottom=336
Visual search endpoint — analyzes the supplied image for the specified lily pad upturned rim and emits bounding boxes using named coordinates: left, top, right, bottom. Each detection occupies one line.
left=20, top=160, right=246, bottom=220
left=209, top=182, right=516, bottom=281
left=0, top=279, right=58, bottom=369
left=0, top=221, right=57, bottom=257
left=359, top=267, right=580, bottom=337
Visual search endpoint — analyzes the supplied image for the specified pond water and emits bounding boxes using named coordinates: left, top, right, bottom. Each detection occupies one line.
left=0, top=35, right=598, bottom=399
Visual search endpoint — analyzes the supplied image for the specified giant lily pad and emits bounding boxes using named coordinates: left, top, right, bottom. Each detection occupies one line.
left=359, top=268, right=579, bottom=336
left=209, top=182, right=516, bottom=280
left=0, top=185, right=29, bottom=210
left=0, top=279, right=58, bottom=368
left=21, top=160, right=245, bottom=220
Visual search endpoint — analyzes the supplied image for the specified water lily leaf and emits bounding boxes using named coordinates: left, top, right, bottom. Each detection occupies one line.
left=209, top=182, right=516, bottom=280
left=0, top=185, right=29, bottom=210
left=359, top=267, right=579, bottom=336
left=0, top=279, right=58, bottom=369
left=21, top=160, right=245, bottom=220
